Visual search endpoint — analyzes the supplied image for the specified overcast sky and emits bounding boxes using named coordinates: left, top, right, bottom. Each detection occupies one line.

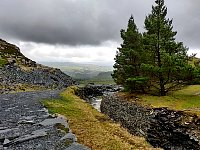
left=0, top=0, right=200, bottom=65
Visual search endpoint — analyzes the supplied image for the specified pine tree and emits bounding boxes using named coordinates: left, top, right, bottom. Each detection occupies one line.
left=142, top=0, right=193, bottom=95
left=112, top=16, right=146, bottom=92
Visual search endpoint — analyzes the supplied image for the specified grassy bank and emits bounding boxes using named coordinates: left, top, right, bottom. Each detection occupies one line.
left=43, top=87, right=159, bottom=150
left=120, top=85, right=200, bottom=116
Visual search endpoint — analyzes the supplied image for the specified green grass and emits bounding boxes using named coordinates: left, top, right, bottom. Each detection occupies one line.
left=138, top=85, right=200, bottom=116
left=0, top=46, right=21, bottom=55
left=43, top=87, right=159, bottom=150
left=0, top=57, right=8, bottom=67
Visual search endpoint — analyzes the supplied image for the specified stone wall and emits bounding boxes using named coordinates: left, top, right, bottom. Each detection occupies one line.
left=101, top=93, right=200, bottom=150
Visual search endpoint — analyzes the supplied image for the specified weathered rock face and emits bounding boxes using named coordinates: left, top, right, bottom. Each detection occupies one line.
left=0, top=39, right=75, bottom=93
left=101, top=93, right=200, bottom=150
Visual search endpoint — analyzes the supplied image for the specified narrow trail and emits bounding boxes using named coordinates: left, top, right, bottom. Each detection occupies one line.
left=0, top=90, right=89, bottom=150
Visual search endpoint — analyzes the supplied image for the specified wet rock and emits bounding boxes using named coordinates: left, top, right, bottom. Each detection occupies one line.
left=76, top=84, right=122, bottom=102
left=76, top=84, right=122, bottom=112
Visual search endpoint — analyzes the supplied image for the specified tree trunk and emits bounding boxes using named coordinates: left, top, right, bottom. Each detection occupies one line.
left=156, top=4, right=166, bottom=96
left=160, top=79, right=166, bottom=96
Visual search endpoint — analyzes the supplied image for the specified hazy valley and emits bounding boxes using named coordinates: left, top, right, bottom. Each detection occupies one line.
left=40, top=61, right=114, bottom=84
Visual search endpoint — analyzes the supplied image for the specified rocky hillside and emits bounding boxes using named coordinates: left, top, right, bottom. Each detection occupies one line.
left=0, top=39, right=75, bottom=94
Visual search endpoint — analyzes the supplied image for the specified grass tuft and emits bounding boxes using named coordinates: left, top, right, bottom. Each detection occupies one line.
left=0, top=57, right=8, bottom=67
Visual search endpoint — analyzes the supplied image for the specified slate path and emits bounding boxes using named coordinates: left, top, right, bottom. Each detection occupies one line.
left=0, top=90, right=89, bottom=150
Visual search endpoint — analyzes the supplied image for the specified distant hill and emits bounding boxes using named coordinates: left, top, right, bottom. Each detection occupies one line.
left=0, top=39, right=75, bottom=94
left=40, top=62, right=113, bottom=80
left=93, top=71, right=113, bottom=80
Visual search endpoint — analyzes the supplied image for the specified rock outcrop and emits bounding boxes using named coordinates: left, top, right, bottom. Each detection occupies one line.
left=0, top=39, right=75, bottom=93
left=101, top=93, right=200, bottom=150
left=76, top=83, right=121, bottom=102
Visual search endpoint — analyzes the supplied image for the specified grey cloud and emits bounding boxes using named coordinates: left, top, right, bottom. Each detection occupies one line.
left=0, top=0, right=200, bottom=49
left=163, top=0, right=200, bottom=49
left=0, top=0, right=153, bottom=45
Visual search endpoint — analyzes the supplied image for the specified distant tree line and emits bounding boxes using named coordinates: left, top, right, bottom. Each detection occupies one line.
left=112, top=0, right=200, bottom=96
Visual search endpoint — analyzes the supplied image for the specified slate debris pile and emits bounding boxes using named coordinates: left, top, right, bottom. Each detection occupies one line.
left=147, top=108, right=200, bottom=150
left=0, top=90, right=89, bottom=150
left=0, top=65, right=75, bottom=94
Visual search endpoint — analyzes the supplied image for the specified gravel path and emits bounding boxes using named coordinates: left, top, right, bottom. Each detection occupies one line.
left=0, top=90, right=89, bottom=150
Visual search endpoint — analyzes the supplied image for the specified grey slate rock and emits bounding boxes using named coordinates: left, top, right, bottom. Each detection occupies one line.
left=60, top=132, right=77, bottom=142
left=0, top=91, right=89, bottom=150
